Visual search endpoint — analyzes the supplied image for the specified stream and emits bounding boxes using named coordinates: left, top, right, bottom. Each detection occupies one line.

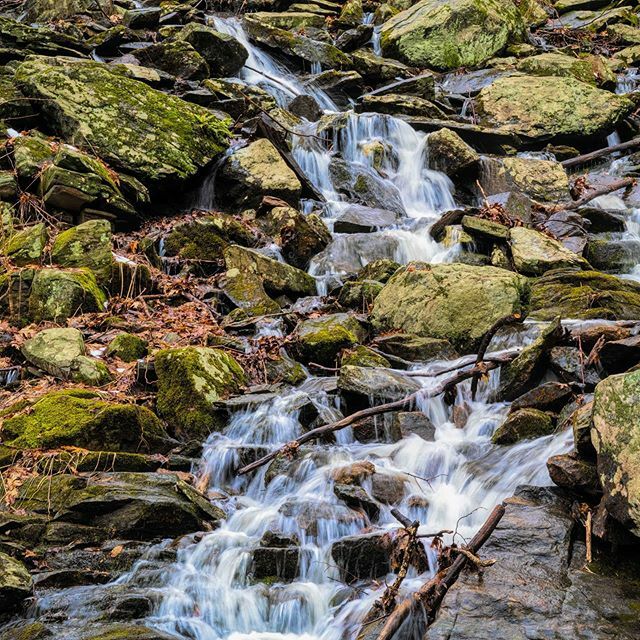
left=13, top=13, right=640, bottom=640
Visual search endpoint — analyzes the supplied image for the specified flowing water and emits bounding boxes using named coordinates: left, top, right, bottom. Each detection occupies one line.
left=15, top=14, right=636, bottom=640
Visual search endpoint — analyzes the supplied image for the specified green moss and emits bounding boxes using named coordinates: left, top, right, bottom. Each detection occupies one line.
left=2, top=389, right=170, bottom=453
left=106, top=332, right=148, bottom=362
left=155, top=346, right=246, bottom=440
left=341, top=345, right=390, bottom=368
left=295, top=313, right=367, bottom=365
left=4, top=223, right=46, bottom=266
left=28, top=267, right=107, bottom=323
left=492, top=408, right=554, bottom=444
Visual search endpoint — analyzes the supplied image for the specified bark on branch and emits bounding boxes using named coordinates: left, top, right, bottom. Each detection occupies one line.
left=561, top=137, right=640, bottom=170
left=542, top=177, right=635, bottom=213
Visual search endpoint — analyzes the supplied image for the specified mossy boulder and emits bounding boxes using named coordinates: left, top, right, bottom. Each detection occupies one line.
left=427, top=128, right=479, bottom=179
left=584, top=239, right=640, bottom=274
left=28, top=268, right=107, bottom=323
left=243, top=14, right=352, bottom=69
left=12, top=134, right=53, bottom=181
left=339, top=365, right=420, bottom=402
left=51, top=220, right=113, bottom=283
left=529, top=269, right=640, bottom=321
left=70, top=355, right=112, bottom=386
left=341, top=345, right=390, bottom=368
left=379, top=0, right=528, bottom=70
left=265, top=351, right=307, bottom=385
left=0, top=552, right=32, bottom=615
left=136, top=40, right=209, bottom=80
left=492, top=408, right=555, bottom=444
left=0, top=68, right=35, bottom=128
left=21, top=327, right=85, bottom=378
left=337, top=279, right=384, bottom=309
left=294, top=313, right=367, bottom=365
left=24, top=0, right=103, bottom=22
left=4, top=223, right=46, bottom=266
left=15, top=56, right=230, bottom=189
left=177, top=23, right=248, bottom=76
left=8, top=471, right=225, bottom=543
left=509, top=226, right=589, bottom=276
left=371, top=262, right=528, bottom=352
left=357, top=259, right=400, bottom=283
left=0, top=268, right=34, bottom=326
left=1, top=389, right=172, bottom=453
left=79, top=625, right=183, bottom=640
left=163, top=213, right=255, bottom=268
left=155, top=347, right=246, bottom=440
left=222, top=245, right=316, bottom=316
left=476, top=75, right=633, bottom=140
left=516, top=52, right=616, bottom=88
left=259, top=206, right=331, bottom=269
left=592, top=369, right=640, bottom=537
left=106, top=333, right=148, bottom=362
left=216, top=139, right=302, bottom=210
left=497, top=317, right=562, bottom=401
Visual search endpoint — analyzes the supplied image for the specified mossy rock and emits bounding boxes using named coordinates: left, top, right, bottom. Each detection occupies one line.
left=78, top=625, right=183, bottom=640
left=4, top=223, right=46, bottom=266
left=371, top=262, right=528, bottom=353
left=0, top=268, right=34, bottom=326
left=177, top=22, right=248, bottom=76
left=341, top=345, right=390, bottom=368
left=0, top=16, right=86, bottom=59
left=427, top=127, right=479, bottom=178
left=0, top=552, right=32, bottom=615
left=106, top=333, right=148, bottom=362
left=21, top=327, right=85, bottom=378
left=476, top=75, right=633, bottom=141
left=15, top=56, right=230, bottom=189
left=529, top=269, right=640, bottom=321
left=0, top=68, right=35, bottom=128
left=516, top=52, right=616, bottom=88
left=69, top=355, right=112, bottom=386
left=357, top=259, right=400, bottom=283
left=136, top=40, right=209, bottom=80
left=492, top=408, right=555, bottom=444
left=51, top=220, right=113, bottom=283
left=155, top=346, right=246, bottom=441
left=509, top=226, right=589, bottom=276
left=2, top=389, right=172, bottom=453
left=28, top=268, right=107, bottom=323
left=24, top=0, right=105, bottom=22
left=592, top=369, right=640, bottom=537
left=337, top=279, right=384, bottom=309
left=294, top=313, right=368, bottom=365
left=379, top=0, right=528, bottom=70
left=11, top=134, right=54, bottom=182
left=265, top=351, right=307, bottom=385
left=216, top=139, right=302, bottom=211
left=163, top=213, right=255, bottom=268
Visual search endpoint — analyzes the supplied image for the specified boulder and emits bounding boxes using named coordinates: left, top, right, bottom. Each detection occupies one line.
left=509, top=226, right=589, bottom=276
left=371, top=471, right=406, bottom=505
left=155, top=347, right=246, bottom=440
left=28, top=268, right=107, bottom=323
left=338, top=365, right=421, bottom=403
left=15, top=57, right=230, bottom=188
left=492, top=408, right=555, bottom=444
left=476, top=75, right=633, bottom=140
left=123, top=7, right=161, bottom=29
left=599, top=335, right=640, bottom=374
left=371, top=263, right=528, bottom=352
left=177, top=23, right=248, bottom=77
left=294, top=312, right=367, bottom=365
left=222, top=245, right=316, bottom=316
left=592, top=369, right=640, bottom=536
left=79, top=625, right=181, bottom=640
left=350, top=49, right=413, bottom=84
left=497, top=317, right=562, bottom=401
left=392, top=411, right=436, bottom=440
left=51, top=220, right=113, bottom=283
left=371, top=333, right=458, bottom=362
left=337, top=279, right=384, bottom=308
left=357, top=259, right=400, bottom=283
left=0, top=16, right=86, bottom=59
left=135, top=40, right=210, bottom=81
left=3, top=223, right=46, bottom=266
left=333, top=483, right=379, bottom=520
left=340, top=345, right=390, bottom=368
left=21, top=327, right=84, bottom=378
left=333, top=205, right=398, bottom=233
left=528, top=269, right=640, bottom=321
left=547, top=453, right=600, bottom=495
left=1, top=389, right=172, bottom=453
left=0, top=552, right=32, bottom=615
left=331, top=532, right=390, bottom=581
left=12, top=134, right=54, bottom=181
left=479, top=156, right=570, bottom=203
left=357, top=94, right=446, bottom=119
left=258, top=205, right=331, bottom=268
left=379, top=0, right=528, bottom=70
left=106, top=333, right=148, bottom=362
left=251, top=545, right=300, bottom=582
left=585, top=239, right=640, bottom=273
left=427, top=128, right=479, bottom=179
left=8, top=472, right=224, bottom=542
left=287, top=94, right=323, bottom=121
left=516, top=52, right=616, bottom=88
left=550, top=346, right=601, bottom=388
left=510, top=381, right=574, bottom=413
left=216, top=139, right=302, bottom=210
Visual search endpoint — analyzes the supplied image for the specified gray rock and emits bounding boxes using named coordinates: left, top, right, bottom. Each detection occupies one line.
left=331, top=532, right=390, bottom=581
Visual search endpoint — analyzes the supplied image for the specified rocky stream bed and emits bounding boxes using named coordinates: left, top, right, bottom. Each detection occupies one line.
left=1, top=0, right=640, bottom=639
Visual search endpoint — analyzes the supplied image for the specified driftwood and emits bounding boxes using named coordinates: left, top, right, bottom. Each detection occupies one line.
left=256, top=113, right=326, bottom=202
left=236, top=354, right=516, bottom=476
left=372, top=504, right=506, bottom=640
left=561, top=136, right=640, bottom=170
left=543, top=177, right=635, bottom=213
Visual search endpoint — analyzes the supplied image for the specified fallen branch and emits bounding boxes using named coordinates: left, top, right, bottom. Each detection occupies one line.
left=236, top=357, right=516, bottom=476
left=561, top=136, right=640, bottom=170
left=374, top=504, right=505, bottom=640
left=542, top=177, right=635, bottom=213
left=404, top=348, right=519, bottom=378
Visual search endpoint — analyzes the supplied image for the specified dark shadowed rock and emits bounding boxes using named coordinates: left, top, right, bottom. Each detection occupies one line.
left=547, top=453, right=600, bottom=495
left=288, top=94, right=323, bottom=121
left=331, top=532, right=389, bottom=581
left=492, top=408, right=555, bottom=445
left=333, top=483, right=380, bottom=520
